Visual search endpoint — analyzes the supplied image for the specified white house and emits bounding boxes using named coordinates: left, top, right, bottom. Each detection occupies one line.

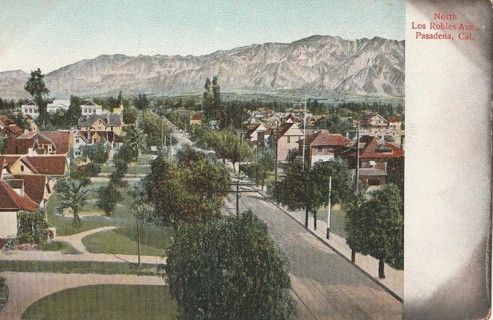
left=47, top=100, right=70, bottom=113
left=21, top=101, right=39, bottom=118
left=81, top=101, right=105, bottom=116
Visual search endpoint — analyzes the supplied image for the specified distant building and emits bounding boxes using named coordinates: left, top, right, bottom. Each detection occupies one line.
left=298, top=130, right=350, bottom=166
left=47, top=100, right=70, bottom=113
left=81, top=101, right=105, bottom=116
left=21, top=101, right=39, bottom=119
left=190, top=112, right=202, bottom=126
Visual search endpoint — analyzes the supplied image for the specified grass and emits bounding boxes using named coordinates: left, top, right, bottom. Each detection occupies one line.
left=0, top=261, right=159, bottom=275
left=100, top=165, right=151, bottom=175
left=40, top=241, right=81, bottom=254
left=82, top=229, right=168, bottom=256
left=316, top=207, right=347, bottom=238
left=22, top=285, right=177, bottom=320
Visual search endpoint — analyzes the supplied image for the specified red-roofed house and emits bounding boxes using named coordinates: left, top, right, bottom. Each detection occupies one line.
left=298, top=130, right=350, bottom=166
left=0, top=179, right=38, bottom=239
left=0, top=155, right=67, bottom=177
left=339, top=135, right=404, bottom=190
left=4, top=131, right=71, bottom=156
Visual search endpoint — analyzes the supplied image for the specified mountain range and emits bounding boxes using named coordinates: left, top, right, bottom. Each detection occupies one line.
left=0, top=35, right=404, bottom=99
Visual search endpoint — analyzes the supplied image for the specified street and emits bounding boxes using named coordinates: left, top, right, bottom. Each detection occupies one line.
left=226, top=192, right=402, bottom=320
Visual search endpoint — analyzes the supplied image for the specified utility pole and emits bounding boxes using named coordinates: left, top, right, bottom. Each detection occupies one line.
left=273, top=125, right=279, bottom=191
left=355, top=122, right=360, bottom=193
left=326, top=176, right=332, bottom=239
left=302, top=100, right=307, bottom=169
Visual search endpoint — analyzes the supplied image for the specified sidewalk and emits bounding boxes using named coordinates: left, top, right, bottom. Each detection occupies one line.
left=259, top=190, right=403, bottom=301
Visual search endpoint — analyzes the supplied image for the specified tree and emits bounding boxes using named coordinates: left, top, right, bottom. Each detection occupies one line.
left=24, top=68, right=50, bottom=122
left=345, top=190, right=366, bottom=264
left=17, top=209, right=48, bottom=244
left=131, top=182, right=154, bottom=266
left=166, top=211, right=296, bottom=320
left=82, top=142, right=109, bottom=164
left=134, top=93, right=149, bottom=111
left=126, top=126, right=147, bottom=161
left=97, top=182, right=122, bottom=217
left=202, top=77, right=213, bottom=121
left=56, top=179, right=89, bottom=228
left=145, top=155, right=228, bottom=224
left=109, top=159, right=129, bottom=187
left=176, top=144, right=206, bottom=166
left=360, top=184, right=403, bottom=278
left=67, top=95, right=82, bottom=127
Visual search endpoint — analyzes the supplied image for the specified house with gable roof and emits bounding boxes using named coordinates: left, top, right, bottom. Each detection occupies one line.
left=298, top=130, right=350, bottom=166
left=339, top=135, right=404, bottom=190
left=77, top=113, right=124, bottom=149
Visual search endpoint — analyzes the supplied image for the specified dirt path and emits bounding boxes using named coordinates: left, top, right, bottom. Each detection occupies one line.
left=57, top=226, right=117, bottom=254
left=0, top=272, right=165, bottom=320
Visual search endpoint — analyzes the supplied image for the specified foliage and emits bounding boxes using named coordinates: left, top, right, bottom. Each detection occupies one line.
left=241, top=149, right=276, bottom=189
left=109, top=159, right=128, bottom=187
left=17, top=209, right=48, bottom=244
left=123, top=105, right=139, bottom=125
left=134, top=93, right=149, bottom=111
left=67, top=95, right=82, bottom=127
left=24, top=68, right=50, bottom=121
left=202, top=76, right=222, bottom=121
left=175, top=144, right=206, bottom=166
left=145, top=155, right=229, bottom=224
left=126, top=126, right=147, bottom=160
left=55, top=179, right=89, bottom=228
left=97, top=183, right=122, bottom=217
left=166, top=211, right=296, bottom=320
left=82, top=142, right=109, bottom=164
left=360, top=184, right=404, bottom=272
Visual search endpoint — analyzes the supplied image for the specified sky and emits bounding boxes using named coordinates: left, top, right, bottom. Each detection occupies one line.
left=0, top=0, right=405, bottom=73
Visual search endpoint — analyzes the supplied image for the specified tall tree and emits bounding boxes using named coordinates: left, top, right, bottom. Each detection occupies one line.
left=24, top=68, right=50, bottom=122
left=166, top=211, right=296, bottom=320
left=56, top=179, right=89, bottom=228
left=97, top=182, right=122, bottom=217
left=131, top=182, right=154, bottom=266
left=202, top=77, right=213, bottom=120
left=360, top=184, right=403, bottom=278
left=67, top=95, right=82, bottom=127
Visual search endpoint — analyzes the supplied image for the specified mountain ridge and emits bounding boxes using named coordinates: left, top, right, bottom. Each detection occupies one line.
left=0, top=35, right=404, bottom=99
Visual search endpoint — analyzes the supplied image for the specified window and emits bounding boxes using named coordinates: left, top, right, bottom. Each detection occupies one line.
left=368, top=179, right=380, bottom=186
left=20, top=165, right=24, bottom=172
left=287, top=136, right=291, bottom=143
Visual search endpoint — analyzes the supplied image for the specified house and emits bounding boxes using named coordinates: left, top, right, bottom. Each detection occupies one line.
left=388, top=117, right=402, bottom=130
left=73, top=130, right=90, bottom=157
left=0, top=155, right=68, bottom=177
left=78, top=113, right=123, bottom=136
left=245, top=123, right=267, bottom=149
left=298, top=130, right=350, bottom=166
left=190, top=112, right=202, bottom=126
left=362, top=112, right=387, bottom=128
left=21, top=101, right=39, bottom=118
left=47, top=99, right=70, bottom=113
left=272, top=122, right=304, bottom=161
left=81, top=101, right=105, bottom=116
left=4, top=131, right=71, bottom=156
left=339, top=135, right=404, bottom=190
left=1, top=124, right=24, bottom=139
left=0, top=179, right=38, bottom=239
left=0, top=115, right=14, bottom=129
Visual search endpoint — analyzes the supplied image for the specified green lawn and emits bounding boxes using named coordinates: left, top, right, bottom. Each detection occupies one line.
left=40, top=241, right=81, bottom=254
left=100, top=165, right=151, bottom=175
left=0, top=261, right=159, bottom=276
left=46, top=193, right=113, bottom=236
left=82, top=229, right=168, bottom=256
left=316, top=207, right=347, bottom=238
left=22, top=285, right=177, bottom=320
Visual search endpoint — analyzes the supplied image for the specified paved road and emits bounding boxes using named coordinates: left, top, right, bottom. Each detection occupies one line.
left=0, top=272, right=164, bottom=320
left=227, top=193, right=402, bottom=320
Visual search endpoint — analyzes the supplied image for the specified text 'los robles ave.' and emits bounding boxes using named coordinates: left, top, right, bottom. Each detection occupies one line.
left=411, top=12, right=480, bottom=41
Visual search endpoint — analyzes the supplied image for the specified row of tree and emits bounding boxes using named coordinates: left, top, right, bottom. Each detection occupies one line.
left=272, top=156, right=403, bottom=278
